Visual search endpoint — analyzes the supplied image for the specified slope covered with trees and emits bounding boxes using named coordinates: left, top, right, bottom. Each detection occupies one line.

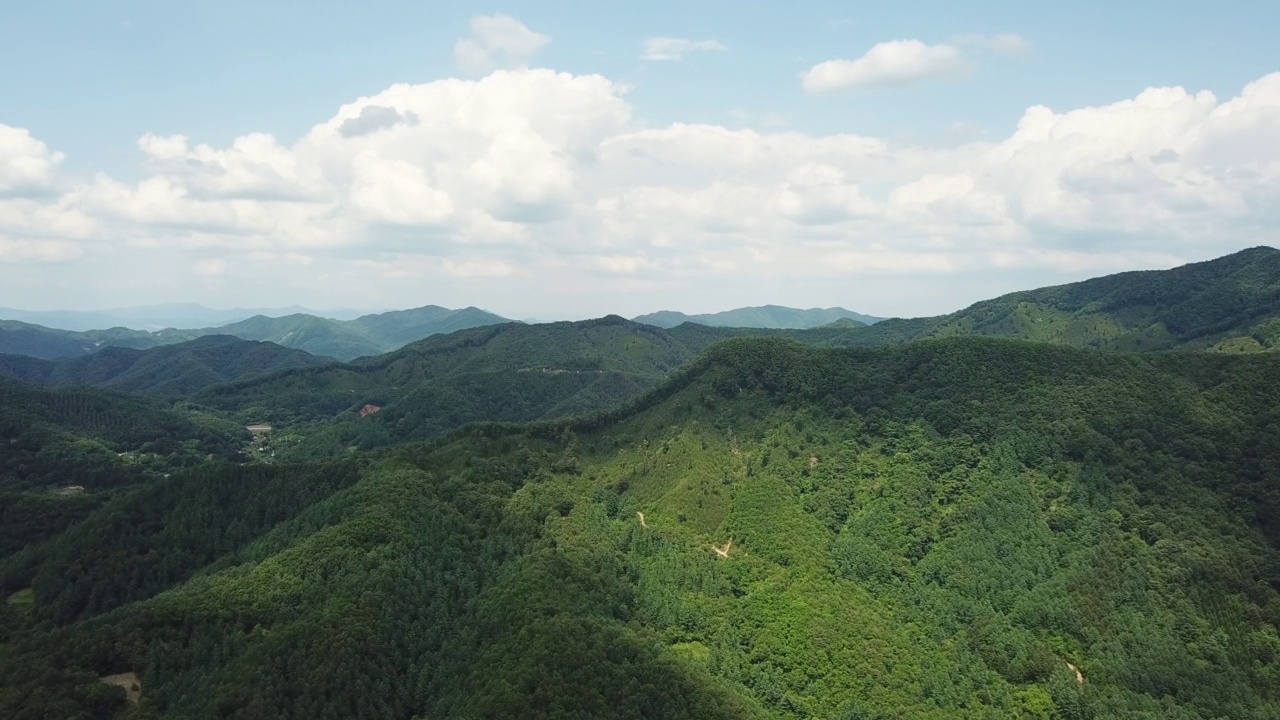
left=0, top=305, right=509, bottom=361
left=195, top=317, right=699, bottom=455
left=0, top=335, right=331, bottom=397
left=3, top=336, right=1280, bottom=719
left=0, top=377, right=246, bottom=493
left=843, top=246, right=1280, bottom=351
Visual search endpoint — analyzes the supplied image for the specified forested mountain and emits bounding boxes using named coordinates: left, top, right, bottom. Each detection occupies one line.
left=0, top=320, right=176, bottom=360
left=0, top=336, right=331, bottom=397
left=195, top=316, right=700, bottom=454
left=0, top=377, right=246, bottom=493
left=4, top=336, right=1280, bottom=718
left=842, top=246, right=1280, bottom=351
left=634, top=305, right=882, bottom=329
left=0, top=305, right=509, bottom=361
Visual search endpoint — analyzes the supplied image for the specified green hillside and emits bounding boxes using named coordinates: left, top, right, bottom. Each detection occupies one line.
left=195, top=317, right=698, bottom=454
left=3, top=337, right=1279, bottom=718
left=0, top=335, right=331, bottom=396
left=0, top=373, right=250, bottom=560
left=635, top=305, right=882, bottom=329
left=0, top=305, right=509, bottom=362
left=0, top=377, right=246, bottom=494
left=844, top=246, right=1280, bottom=351
left=0, top=320, right=174, bottom=360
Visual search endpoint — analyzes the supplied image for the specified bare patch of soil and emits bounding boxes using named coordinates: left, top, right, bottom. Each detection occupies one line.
left=100, top=672, right=142, bottom=704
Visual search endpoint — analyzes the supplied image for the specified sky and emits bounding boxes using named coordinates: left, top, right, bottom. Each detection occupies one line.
left=1, top=1, right=1279, bottom=320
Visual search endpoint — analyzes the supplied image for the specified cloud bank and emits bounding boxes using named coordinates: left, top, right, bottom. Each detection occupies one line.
left=2, top=19, right=1277, bottom=316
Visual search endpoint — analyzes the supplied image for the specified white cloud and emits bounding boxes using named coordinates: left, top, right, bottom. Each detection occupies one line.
left=802, top=40, right=964, bottom=93
left=0, top=125, right=64, bottom=193
left=454, top=14, right=550, bottom=74
left=4, top=68, right=1280, bottom=316
left=640, top=37, right=727, bottom=61
left=801, top=34, right=1032, bottom=93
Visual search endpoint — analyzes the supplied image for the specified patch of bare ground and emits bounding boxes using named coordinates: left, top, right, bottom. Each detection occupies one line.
left=100, top=672, right=142, bottom=704
left=713, top=538, right=733, bottom=558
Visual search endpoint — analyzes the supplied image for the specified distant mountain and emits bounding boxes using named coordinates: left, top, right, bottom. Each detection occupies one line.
left=0, top=320, right=179, bottom=360
left=634, top=305, right=883, bottom=329
left=0, top=305, right=509, bottom=361
left=0, top=303, right=375, bottom=331
left=839, top=246, right=1280, bottom=352
left=345, top=305, right=512, bottom=351
left=0, top=335, right=332, bottom=397
left=209, top=306, right=510, bottom=360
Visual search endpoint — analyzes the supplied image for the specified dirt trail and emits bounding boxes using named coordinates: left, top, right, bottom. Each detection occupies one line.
left=1066, top=662, right=1084, bottom=685
left=100, top=672, right=142, bottom=703
left=713, top=538, right=733, bottom=558
left=636, top=511, right=648, bottom=528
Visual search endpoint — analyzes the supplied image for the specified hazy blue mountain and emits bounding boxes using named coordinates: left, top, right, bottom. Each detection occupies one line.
left=634, top=305, right=884, bottom=329
left=0, top=303, right=375, bottom=331
left=345, top=306, right=509, bottom=352
left=0, top=306, right=509, bottom=361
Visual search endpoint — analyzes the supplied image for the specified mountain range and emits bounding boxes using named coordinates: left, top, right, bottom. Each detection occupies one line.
left=0, top=335, right=332, bottom=397
left=0, top=303, right=375, bottom=331
left=0, top=305, right=510, bottom=362
left=4, top=247, right=1280, bottom=719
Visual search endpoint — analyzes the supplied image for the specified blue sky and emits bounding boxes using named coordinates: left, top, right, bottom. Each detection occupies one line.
left=1, top=1, right=1278, bottom=318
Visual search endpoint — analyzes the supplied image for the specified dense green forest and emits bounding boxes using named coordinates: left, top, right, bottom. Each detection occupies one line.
left=3, top=249, right=1280, bottom=718
left=839, top=246, right=1280, bottom=351
left=3, top=335, right=1280, bottom=718
left=192, top=317, right=699, bottom=456
left=0, top=336, right=332, bottom=396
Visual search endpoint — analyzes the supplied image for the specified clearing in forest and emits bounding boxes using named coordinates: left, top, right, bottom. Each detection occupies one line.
left=5, top=587, right=33, bottom=614
left=713, top=538, right=733, bottom=558
left=100, top=672, right=143, bottom=704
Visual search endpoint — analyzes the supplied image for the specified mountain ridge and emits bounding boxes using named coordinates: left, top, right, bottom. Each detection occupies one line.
left=0, top=335, right=333, bottom=397
left=838, top=246, right=1280, bottom=351
left=634, top=304, right=883, bottom=329
left=0, top=305, right=511, bottom=361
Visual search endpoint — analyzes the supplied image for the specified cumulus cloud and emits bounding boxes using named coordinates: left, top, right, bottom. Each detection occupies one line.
left=802, top=34, right=1031, bottom=93
left=5, top=67, right=1280, bottom=316
left=454, top=14, right=550, bottom=74
left=0, top=125, right=64, bottom=194
left=640, top=37, right=727, bottom=61
left=802, top=40, right=964, bottom=93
